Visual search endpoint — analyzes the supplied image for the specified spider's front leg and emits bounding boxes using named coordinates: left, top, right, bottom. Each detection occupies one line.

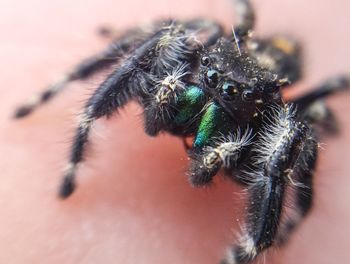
left=142, top=64, right=206, bottom=137
left=275, top=132, right=317, bottom=246
left=273, top=75, right=350, bottom=244
left=58, top=28, right=172, bottom=198
left=59, top=20, right=223, bottom=198
left=222, top=105, right=317, bottom=264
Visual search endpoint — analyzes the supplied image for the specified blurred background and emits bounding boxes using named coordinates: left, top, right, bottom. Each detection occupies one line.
left=0, top=0, right=350, bottom=263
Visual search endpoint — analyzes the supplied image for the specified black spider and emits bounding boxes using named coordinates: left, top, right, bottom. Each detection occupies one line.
left=13, top=0, right=349, bottom=263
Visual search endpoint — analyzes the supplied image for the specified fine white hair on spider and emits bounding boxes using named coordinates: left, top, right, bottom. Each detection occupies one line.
left=225, top=248, right=238, bottom=264
left=156, top=62, right=190, bottom=90
left=253, top=104, right=296, bottom=166
left=155, top=25, right=199, bottom=70
left=236, top=233, right=258, bottom=260
left=232, top=25, right=242, bottom=56
left=203, top=128, right=253, bottom=168
left=145, top=63, right=192, bottom=122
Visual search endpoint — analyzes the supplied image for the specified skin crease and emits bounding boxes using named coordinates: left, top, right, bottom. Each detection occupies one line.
left=0, top=0, right=350, bottom=263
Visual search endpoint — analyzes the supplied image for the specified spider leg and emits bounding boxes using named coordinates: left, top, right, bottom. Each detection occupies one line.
left=142, top=74, right=206, bottom=136
left=184, top=19, right=223, bottom=47
left=97, top=25, right=120, bottom=39
left=276, top=133, right=317, bottom=245
left=293, top=74, right=350, bottom=109
left=247, top=36, right=302, bottom=84
left=97, top=20, right=171, bottom=40
left=291, top=75, right=350, bottom=133
left=13, top=27, right=147, bottom=118
left=222, top=105, right=317, bottom=264
left=271, top=76, right=350, bottom=245
left=299, top=100, right=340, bottom=134
left=58, top=29, right=170, bottom=198
left=232, top=0, right=255, bottom=40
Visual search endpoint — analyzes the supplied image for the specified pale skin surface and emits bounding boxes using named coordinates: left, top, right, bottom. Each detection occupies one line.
left=1, top=0, right=350, bottom=263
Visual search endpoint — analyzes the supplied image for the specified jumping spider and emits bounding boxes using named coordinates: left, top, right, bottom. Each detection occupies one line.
left=14, top=0, right=349, bottom=263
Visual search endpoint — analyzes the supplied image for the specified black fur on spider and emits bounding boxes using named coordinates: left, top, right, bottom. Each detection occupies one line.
left=13, top=0, right=349, bottom=263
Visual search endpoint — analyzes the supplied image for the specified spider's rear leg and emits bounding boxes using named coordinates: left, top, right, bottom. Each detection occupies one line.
left=231, top=0, right=255, bottom=41
left=246, top=35, right=302, bottom=84
left=222, top=105, right=316, bottom=264
left=184, top=19, right=223, bottom=47
left=97, top=25, right=120, bottom=39
left=294, top=75, right=350, bottom=108
left=293, top=75, right=350, bottom=134
left=13, top=28, right=147, bottom=119
left=300, top=100, right=340, bottom=134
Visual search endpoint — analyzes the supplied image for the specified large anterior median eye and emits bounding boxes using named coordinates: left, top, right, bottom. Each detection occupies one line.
left=206, top=70, right=219, bottom=88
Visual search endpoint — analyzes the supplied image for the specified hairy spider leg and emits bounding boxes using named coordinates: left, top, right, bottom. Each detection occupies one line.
left=140, top=20, right=223, bottom=136
left=13, top=28, right=148, bottom=118
left=301, top=100, right=340, bottom=134
left=186, top=19, right=223, bottom=47
left=232, top=0, right=255, bottom=40
left=143, top=84, right=207, bottom=136
left=98, top=19, right=223, bottom=47
left=274, top=76, right=350, bottom=244
left=292, top=74, right=350, bottom=133
left=294, top=74, right=350, bottom=109
left=221, top=74, right=350, bottom=262
left=275, top=131, right=317, bottom=245
left=221, top=105, right=317, bottom=264
left=59, top=29, right=170, bottom=198
left=246, top=35, right=303, bottom=84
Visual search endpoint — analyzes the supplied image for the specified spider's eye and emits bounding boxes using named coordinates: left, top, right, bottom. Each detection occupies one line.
left=221, top=82, right=238, bottom=101
left=206, top=70, right=219, bottom=88
left=201, top=56, right=210, bottom=66
left=242, top=89, right=254, bottom=101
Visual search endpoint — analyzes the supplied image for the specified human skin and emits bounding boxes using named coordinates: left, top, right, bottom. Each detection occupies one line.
left=1, top=0, right=350, bottom=263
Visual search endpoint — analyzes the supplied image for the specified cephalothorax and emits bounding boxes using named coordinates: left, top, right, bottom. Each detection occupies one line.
left=14, top=0, right=349, bottom=263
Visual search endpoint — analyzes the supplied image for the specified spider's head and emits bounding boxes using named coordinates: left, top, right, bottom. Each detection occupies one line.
left=199, top=38, right=287, bottom=123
